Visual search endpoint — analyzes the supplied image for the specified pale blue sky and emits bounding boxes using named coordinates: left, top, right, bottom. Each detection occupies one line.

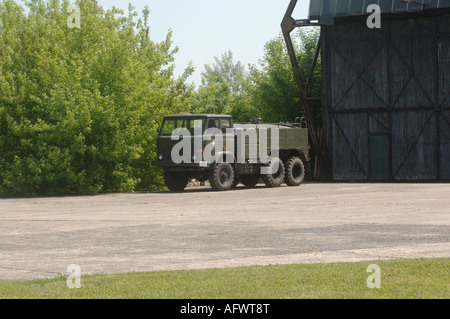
left=96, top=0, right=311, bottom=86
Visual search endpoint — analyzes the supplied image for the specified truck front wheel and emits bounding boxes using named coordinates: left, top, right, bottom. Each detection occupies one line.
left=285, top=156, right=305, bottom=186
left=209, top=163, right=235, bottom=191
left=262, top=158, right=285, bottom=188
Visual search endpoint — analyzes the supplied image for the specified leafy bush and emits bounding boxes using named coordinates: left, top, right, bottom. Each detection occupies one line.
left=0, top=0, right=193, bottom=196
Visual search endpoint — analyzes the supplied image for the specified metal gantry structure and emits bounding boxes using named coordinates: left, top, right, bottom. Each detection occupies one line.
left=281, top=0, right=326, bottom=177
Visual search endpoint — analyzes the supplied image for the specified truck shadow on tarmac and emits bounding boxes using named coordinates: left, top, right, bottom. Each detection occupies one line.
left=159, top=184, right=298, bottom=194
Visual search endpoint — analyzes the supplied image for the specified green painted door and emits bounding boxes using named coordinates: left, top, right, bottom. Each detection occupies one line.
left=370, top=133, right=390, bottom=180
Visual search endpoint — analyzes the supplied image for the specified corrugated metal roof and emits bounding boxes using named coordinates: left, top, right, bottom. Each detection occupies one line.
left=309, top=0, right=450, bottom=24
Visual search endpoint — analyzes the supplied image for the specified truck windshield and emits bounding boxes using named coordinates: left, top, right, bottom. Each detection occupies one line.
left=160, top=119, right=184, bottom=136
left=159, top=118, right=205, bottom=136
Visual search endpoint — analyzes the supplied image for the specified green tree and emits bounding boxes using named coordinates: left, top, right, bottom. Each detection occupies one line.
left=201, top=50, right=246, bottom=95
left=191, top=50, right=254, bottom=122
left=0, top=0, right=193, bottom=197
left=247, top=28, right=321, bottom=124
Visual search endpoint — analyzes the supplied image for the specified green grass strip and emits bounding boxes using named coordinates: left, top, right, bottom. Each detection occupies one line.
left=1, top=258, right=448, bottom=299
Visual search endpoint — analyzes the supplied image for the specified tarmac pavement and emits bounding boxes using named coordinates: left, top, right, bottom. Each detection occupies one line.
left=0, top=183, right=449, bottom=280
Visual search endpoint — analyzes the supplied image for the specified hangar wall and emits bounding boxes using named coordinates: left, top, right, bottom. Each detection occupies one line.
left=320, top=12, right=450, bottom=181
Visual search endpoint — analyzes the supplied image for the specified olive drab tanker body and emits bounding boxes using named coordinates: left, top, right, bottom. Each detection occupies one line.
left=153, top=114, right=310, bottom=191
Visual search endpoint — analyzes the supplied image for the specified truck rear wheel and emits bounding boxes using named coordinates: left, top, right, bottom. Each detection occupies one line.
left=209, top=163, right=235, bottom=191
left=164, top=171, right=188, bottom=191
left=240, top=173, right=260, bottom=188
left=285, top=156, right=305, bottom=186
left=262, top=158, right=285, bottom=188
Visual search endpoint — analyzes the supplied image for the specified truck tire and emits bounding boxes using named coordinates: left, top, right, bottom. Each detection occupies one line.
left=240, top=173, right=260, bottom=188
left=209, top=163, right=235, bottom=191
left=164, top=171, right=188, bottom=191
left=262, top=158, right=285, bottom=188
left=285, top=156, right=305, bottom=186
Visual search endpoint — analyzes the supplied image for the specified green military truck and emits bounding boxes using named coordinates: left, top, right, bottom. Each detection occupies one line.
left=153, top=114, right=310, bottom=191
